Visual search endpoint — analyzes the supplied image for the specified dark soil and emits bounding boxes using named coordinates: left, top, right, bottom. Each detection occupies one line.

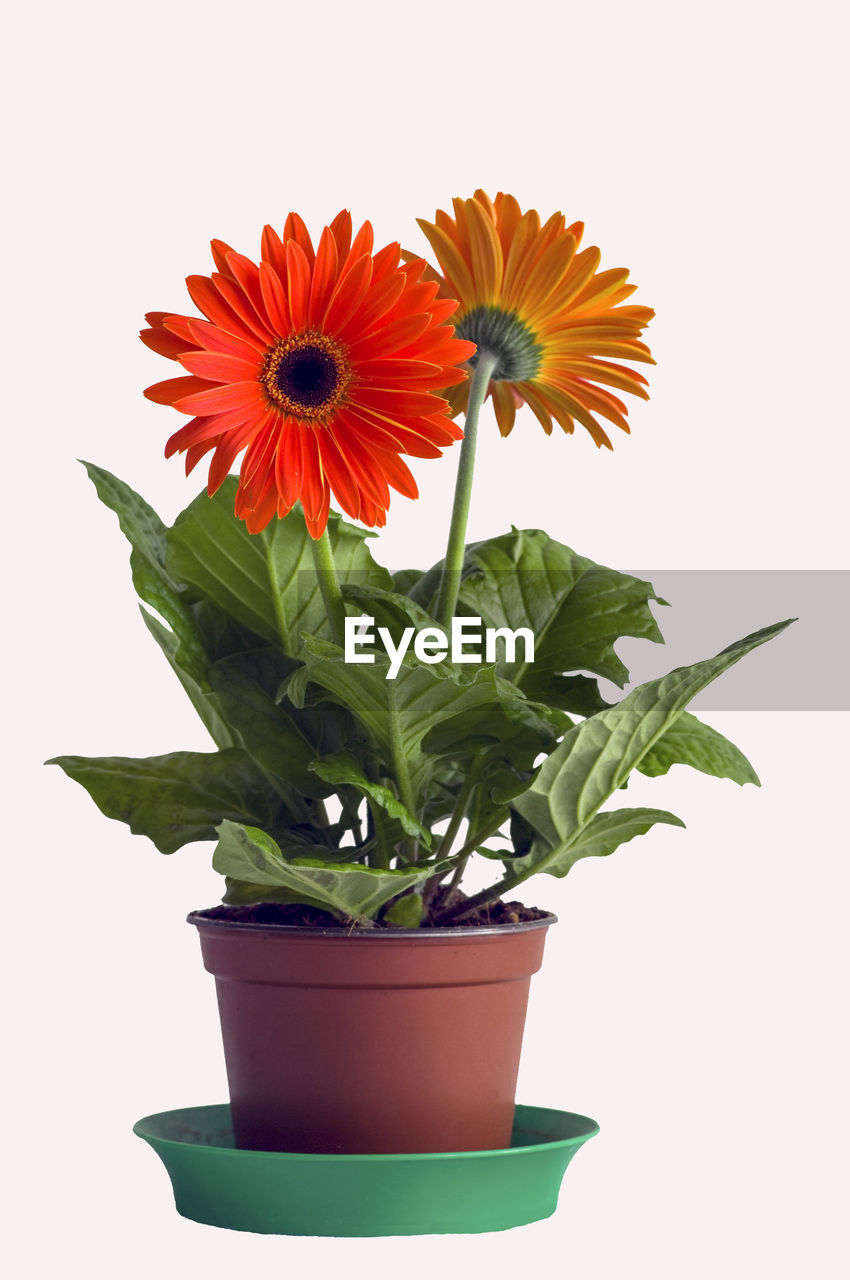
left=195, top=891, right=549, bottom=931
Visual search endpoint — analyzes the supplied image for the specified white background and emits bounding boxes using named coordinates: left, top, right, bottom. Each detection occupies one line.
left=4, top=1, right=848, bottom=1276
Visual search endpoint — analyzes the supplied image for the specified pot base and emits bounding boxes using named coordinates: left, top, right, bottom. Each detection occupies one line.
left=134, top=1102, right=599, bottom=1236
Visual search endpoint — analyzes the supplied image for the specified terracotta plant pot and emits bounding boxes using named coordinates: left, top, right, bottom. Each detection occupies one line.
left=188, top=911, right=555, bottom=1155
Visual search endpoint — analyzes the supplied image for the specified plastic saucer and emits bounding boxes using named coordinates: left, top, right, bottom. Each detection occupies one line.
left=134, top=1102, right=599, bottom=1236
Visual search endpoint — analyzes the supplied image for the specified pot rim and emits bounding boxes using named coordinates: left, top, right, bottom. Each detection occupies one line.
left=186, top=908, right=557, bottom=939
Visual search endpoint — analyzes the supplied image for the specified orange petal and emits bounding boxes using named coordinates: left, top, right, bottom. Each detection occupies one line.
left=174, top=380, right=265, bottom=416
left=144, top=375, right=213, bottom=405
left=258, top=261, right=291, bottom=336
left=308, top=227, right=340, bottom=327
left=286, top=241, right=311, bottom=331
left=283, top=212, right=315, bottom=266
left=178, top=350, right=261, bottom=383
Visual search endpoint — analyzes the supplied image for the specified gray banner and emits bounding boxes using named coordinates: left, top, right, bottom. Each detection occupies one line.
left=612, top=570, right=849, bottom=710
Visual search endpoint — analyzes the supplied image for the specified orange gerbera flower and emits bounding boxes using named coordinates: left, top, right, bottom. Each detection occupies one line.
left=415, top=190, right=654, bottom=447
left=142, top=211, right=475, bottom=537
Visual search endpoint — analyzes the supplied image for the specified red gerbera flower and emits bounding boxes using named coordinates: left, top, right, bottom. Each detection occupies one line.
left=141, top=211, right=476, bottom=537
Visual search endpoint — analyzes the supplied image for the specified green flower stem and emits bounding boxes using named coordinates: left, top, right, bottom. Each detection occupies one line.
left=435, top=759, right=483, bottom=860
left=310, top=524, right=346, bottom=647
left=265, top=539, right=292, bottom=654
left=368, top=802, right=392, bottom=869
left=386, top=681, right=419, bottom=862
left=435, top=350, right=499, bottom=628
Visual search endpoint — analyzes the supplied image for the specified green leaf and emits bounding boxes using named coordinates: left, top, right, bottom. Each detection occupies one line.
left=637, top=711, right=760, bottom=784
left=208, top=649, right=329, bottom=797
left=47, top=749, right=299, bottom=854
left=83, top=462, right=209, bottom=687
left=391, top=567, right=425, bottom=597
left=213, top=821, right=435, bottom=920
left=511, top=807, right=685, bottom=878
left=382, top=892, right=424, bottom=927
left=455, top=528, right=665, bottom=689
left=139, top=607, right=235, bottom=749
left=300, top=634, right=512, bottom=801
left=513, top=620, right=794, bottom=876
left=421, top=683, right=565, bottom=761
left=341, top=583, right=441, bottom=649
left=220, top=878, right=344, bottom=910
left=166, top=482, right=390, bottom=654
left=310, top=753, right=432, bottom=845
left=519, top=671, right=612, bottom=718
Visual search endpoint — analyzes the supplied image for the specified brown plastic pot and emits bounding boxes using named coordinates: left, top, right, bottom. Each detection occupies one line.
left=188, top=912, right=555, bottom=1155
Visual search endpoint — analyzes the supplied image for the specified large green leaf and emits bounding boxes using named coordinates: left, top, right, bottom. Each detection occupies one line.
left=300, top=634, right=517, bottom=802
left=213, top=821, right=434, bottom=920
left=47, top=749, right=300, bottom=854
left=83, top=462, right=210, bottom=687
left=207, top=649, right=331, bottom=797
left=513, top=619, right=794, bottom=876
left=636, top=710, right=760, bottom=784
left=511, top=807, right=685, bottom=878
left=166, top=482, right=391, bottom=654
left=139, top=607, right=235, bottom=749
left=310, top=753, right=432, bottom=845
left=455, top=528, right=665, bottom=690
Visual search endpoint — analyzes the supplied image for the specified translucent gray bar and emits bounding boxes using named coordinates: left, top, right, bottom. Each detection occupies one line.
left=611, top=571, right=848, bottom=711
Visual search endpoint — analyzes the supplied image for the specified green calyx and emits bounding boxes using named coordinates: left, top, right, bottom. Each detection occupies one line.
left=456, top=306, right=543, bottom=381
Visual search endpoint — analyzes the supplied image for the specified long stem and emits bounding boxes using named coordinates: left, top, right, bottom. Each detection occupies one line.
left=368, top=802, right=392, bottom=869
left=435, top=759, right=482, bottom=860
left=434, top=351, right=499, bottom=628
left=265, top=540, right=292, bottom=653
left=386, top=681, right=419, bottom=862
left=310, top=524, right=345, bottom=646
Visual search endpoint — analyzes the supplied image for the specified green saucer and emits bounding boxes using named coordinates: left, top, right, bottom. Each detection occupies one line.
left=134, top=1103, right=599, bottom=1236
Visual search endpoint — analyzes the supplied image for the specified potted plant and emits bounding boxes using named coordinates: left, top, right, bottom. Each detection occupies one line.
left=50, top=192, right=790, bottom=1231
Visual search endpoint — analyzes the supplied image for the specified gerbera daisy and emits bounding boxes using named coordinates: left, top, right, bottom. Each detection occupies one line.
left=415, top=189, right=654, bottom=447
left=141, top=211, right=475, bottom=538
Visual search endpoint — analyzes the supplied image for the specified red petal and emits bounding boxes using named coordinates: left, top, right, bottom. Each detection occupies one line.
left=355, top=386, right=447, bottom=417
left=178, top=350, right=261, bottom=382
left=286, top=241, right=311, bottom=331
left=317, top=430, right=362, bottom=520
left=374, top=448, right=418, bottom=499
left=348, top=313, right=430, bottom=360
left=174, top=381, right=265, bottom=415
left=187, top=319, right=265, bottom=360
left=258, top=261, right=290, bottom=336
left=329, top=210, right=352, bottom=262
left=213, top=270, right=274, bottom=343
left=165, top=402, right=264, bottom=456
left=210, top=239, right=237, bottom=278
left=283, top=212, right=315, bottom=266
left=298, top=427, right=328, bottom=524
left=144, top=375, right=213, bottom=405
left=308, top=227, right=340, bottom=327
left=140, top=327, right=193, bottom=360
left=261, top=224, right=288, bottom=279
left=186, top=275, right=259, bottom=345
left=329, top=422, right=390, bottom=508
left=323, top=253, right=373, bottom=333
left=274, top=419, right=304, bottom=510
left=335, top=270, right=404, bottom=339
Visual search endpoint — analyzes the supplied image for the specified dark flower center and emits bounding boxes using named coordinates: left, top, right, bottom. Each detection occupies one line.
left=275, top=346, right=338, bottom=407
left=456, top=306, right=543, bottom=381
left=262, top=331, right=350, bottom=419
